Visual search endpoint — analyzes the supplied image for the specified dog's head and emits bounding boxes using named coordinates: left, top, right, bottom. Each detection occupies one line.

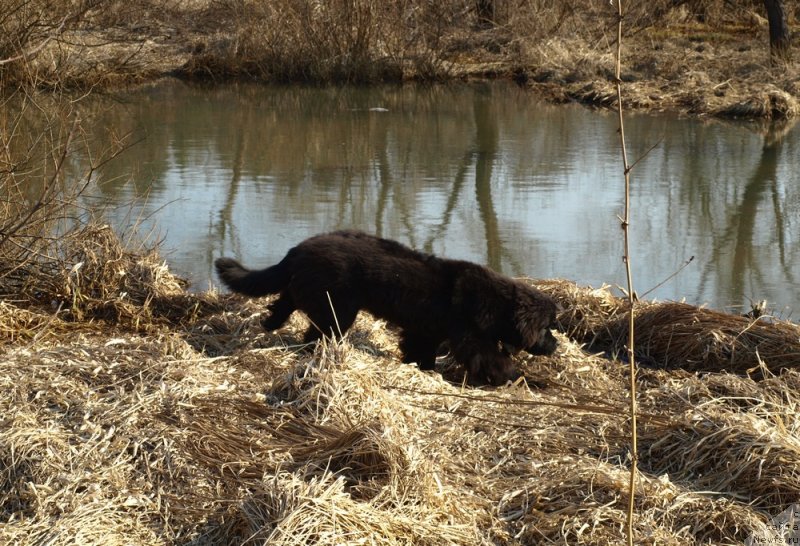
left=507, top=283, right=559, bottom=357
left=453, top=266, right=560, bottom=359
left=525, top=326, right=559, bottom=355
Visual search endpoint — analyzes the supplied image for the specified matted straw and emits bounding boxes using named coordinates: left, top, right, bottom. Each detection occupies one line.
left=715, top=89, right=799, bottom=120
left=3, top=231, right=800, bottom=545
left=1, top=299, right=792, bottom=545
left=534, top=278, right=624, bottom=341
left=530, top=279, right=800, bottom=376
left=606, top=301, right=800, bottom=375
left=635, top=369, right=800, bottom=510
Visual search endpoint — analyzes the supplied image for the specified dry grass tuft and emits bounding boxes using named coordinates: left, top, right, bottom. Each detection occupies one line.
left=3, top=221, right=231, bottom=337
left=3, top=230, right=800, bottom=544
left=536, top=278, right=624, bottom=341
left=533, top=279, right=800, bottom=377
left=715, top=88, right=800, bottom=120
left=54, top=224, right=187, bottom=321
left=612, top=301, right=800, bottom=376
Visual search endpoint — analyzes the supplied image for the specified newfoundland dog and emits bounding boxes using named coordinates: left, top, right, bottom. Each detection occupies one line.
left=215, top=230, right=558, bottom=385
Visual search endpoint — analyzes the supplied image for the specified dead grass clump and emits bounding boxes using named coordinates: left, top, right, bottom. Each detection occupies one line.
left=609, top=302, right=800, bottom=375
left=54, top=224, right=185, bottom=318
left=14, top=222, right=234, bottom=335
left=0, top=300, right=69, bottom=343
left=171, top=337, right=482, bottom=545
left=0, top=332, right=210, bottom=545
left=4, top=285, right=799, bottom=545
left=494, top=454, right=764, bottom=545
left=636, top=371, right=800, bottom=510
left=641, top=409, right=800, bottom=509
left=534, top=278, right=624, bottom=341
left=181, top=0, right=454, bottom=83
left=231, top=469, right=477, bottom=546
left=530, top=279, right=800, bottom=376
left=715, top=88, right=800, bottom=120
left=263, top=339, right=461, bottom=505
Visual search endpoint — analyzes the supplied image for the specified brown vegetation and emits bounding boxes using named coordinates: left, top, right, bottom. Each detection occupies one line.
left=537, top=279, right=800, bottom=377
left=3, top=1, right=800, bottom=544
left=1, top=219, right=800, bottom=543
left=1, top=0, right=798, bottom=119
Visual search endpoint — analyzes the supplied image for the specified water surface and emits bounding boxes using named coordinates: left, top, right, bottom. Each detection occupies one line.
left=83, top=81, right=799, bottom=317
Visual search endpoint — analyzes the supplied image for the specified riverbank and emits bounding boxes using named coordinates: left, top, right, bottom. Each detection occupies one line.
left=2, top=226, right=800, bottom=544
left=2, top=1, right=798, bottom=121
left=4, top=2, right=800, bottom=543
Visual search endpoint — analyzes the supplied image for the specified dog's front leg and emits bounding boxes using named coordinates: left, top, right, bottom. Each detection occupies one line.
left=450, top=334, right=519, bottom=386
left=398, top=332, right=438, bottom=370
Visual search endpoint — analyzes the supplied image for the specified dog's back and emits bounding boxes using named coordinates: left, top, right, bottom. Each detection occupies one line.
left=286, top=230, right=450, bottom=323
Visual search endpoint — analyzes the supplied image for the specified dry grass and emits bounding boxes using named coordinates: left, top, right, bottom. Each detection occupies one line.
left=536, top=279, right=800, bottom=377
left=2, top=1, right=798, bottom=121
left=179, top=0, right=466, bottom=83
left=3, top=4, right=800, bottom=542
left=2, top=229, right=800, bottom=544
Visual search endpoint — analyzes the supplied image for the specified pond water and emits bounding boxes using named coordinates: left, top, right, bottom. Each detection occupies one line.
left=81, top=81, right=799, bottom=317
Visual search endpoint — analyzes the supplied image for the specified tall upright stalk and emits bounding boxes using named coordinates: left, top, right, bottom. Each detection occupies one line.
left=612, top=2, right=638, bottom=544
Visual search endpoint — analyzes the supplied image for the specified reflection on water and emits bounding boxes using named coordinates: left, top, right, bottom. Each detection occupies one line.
left=78, top=81, right=798, bottom=316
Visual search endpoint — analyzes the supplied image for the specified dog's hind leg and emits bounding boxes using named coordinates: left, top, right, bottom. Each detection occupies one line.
left=261, top=292, right=296, bottom=331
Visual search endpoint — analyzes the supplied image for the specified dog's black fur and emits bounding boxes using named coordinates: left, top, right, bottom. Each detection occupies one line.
left=215, top=230, right=558, bottom=385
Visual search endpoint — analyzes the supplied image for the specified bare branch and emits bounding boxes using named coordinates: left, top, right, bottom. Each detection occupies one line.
left=611, top=2, right=639, bottom=545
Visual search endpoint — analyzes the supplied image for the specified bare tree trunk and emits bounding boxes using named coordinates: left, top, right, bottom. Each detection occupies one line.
left=764, top=0, right=791, bottom=63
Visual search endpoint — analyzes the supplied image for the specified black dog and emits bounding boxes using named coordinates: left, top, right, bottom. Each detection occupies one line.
left=215, top=230, right=558, bottom=385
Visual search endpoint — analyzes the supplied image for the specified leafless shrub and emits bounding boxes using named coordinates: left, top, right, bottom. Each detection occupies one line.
left=0, top=0, right=188, bottom=89
left=1, top=0, right=786, bottom=87
left=181, top=0, right=469, bottom=82
left=0, top=93, right=132, bottom=306
left=0, top=0, right=109, bottom=87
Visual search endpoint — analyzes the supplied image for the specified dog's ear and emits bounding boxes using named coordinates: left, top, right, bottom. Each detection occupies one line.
left=452, top=272, right=507, bottom=331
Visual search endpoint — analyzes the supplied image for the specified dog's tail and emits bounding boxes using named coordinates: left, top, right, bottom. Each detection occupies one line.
left=214, top=257, right=290, bottom=297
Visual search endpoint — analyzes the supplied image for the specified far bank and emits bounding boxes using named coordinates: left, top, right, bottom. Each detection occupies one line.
left=1, top=0, right=797, bottom=121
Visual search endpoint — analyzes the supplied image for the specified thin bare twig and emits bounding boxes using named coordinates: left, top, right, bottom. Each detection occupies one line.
left=640, top=255, right=695, bottom=299
left=0, top=12, right=71, bottom=66
left=0, top=115, right=80, bottom=249
left=612, top=2, right=638, bottom=545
